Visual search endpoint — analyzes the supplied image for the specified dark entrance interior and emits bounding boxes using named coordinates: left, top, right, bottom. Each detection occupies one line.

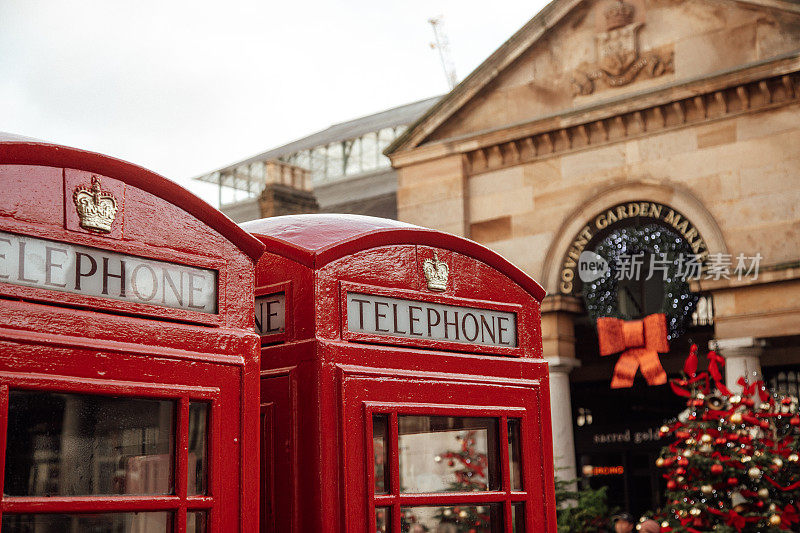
left=571, top=379, right=686, bottom=517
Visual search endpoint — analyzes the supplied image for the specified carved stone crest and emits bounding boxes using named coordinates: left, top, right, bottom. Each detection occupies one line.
left=571, top=1, right=673, bottom=96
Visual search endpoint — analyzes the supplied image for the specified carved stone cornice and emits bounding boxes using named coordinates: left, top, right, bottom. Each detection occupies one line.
left=464, top=69, right=800, bottom=175
left=388, top=51, right=800, bottom=169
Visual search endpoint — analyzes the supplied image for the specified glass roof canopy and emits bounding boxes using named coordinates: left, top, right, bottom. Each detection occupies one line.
left=194, top=96, right=439, bottom=207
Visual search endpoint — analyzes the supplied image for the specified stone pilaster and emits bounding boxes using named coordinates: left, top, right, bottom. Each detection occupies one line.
left=709, top=337, right=766, bottom=392
left=546, top=356, right=581, bottom=483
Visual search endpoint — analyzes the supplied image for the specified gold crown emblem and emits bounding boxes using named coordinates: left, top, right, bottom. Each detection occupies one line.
left=604, top=0, right=635, bottom=31
left=73, top=176, right=119, bottom=233
left=422, top=251, right=449, bottom=292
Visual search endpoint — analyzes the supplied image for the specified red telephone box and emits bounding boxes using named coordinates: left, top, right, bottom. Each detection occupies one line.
left=244, top=214, right=556, bottom=533
left=0, top=134, right=264, bottom=532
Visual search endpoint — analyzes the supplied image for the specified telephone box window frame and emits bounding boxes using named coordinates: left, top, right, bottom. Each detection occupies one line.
left=0, top=370, right=220, bottom=532
left=364, top=402, right=531, bottom=533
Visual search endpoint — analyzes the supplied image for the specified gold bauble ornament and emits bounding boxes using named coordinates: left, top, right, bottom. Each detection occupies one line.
left=707, top=395, right=726, bottom=410
left=773, top=457, right=784, bottom=468
left=689, top=508, right=701, bottom=516
left=683, top=450, right=693, bottom=458
left=789, top=453, right=799, bottom=463
left=700, top=444, right=713, bottom=453
left=730, top=412, right=743, bottom=424
left=686, top=438, right=697, bottom=446
left=697, top=392, right=705, bottom=400
left=748, top=466, right=761, bottom=479
left=754, top=450, right=764, bottom=457
left=769, top=514, right=782, bottom=526
left=661, top=521, right=670, bottom=528
left=770, top=503, right=778, bottom=512
left=700, top=434, right=713, bottom=443
left=656, top=458, right=665, bottom=467
left=741, top=455, right=752, bottom=463
left=459, top=510, right=468, bottom=518
left=678, top=509, right=688, bottom=518
left=660, top=425, right=670, bottom=434
left=677, top=476, right=685, bottom=483
left=760, top=402, right=771, bottom=411
left=701, top=485, right=713, bottom=494
left=758, top=488, right=769, bottom=498
left=730, top=395, right=742, bottom=404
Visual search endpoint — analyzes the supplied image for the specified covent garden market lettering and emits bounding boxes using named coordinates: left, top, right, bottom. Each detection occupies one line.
left=559, top=201, right=709, bottom=294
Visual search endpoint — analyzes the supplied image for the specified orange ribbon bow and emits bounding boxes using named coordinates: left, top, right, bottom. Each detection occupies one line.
left=597, top=313, right=670, bottom=388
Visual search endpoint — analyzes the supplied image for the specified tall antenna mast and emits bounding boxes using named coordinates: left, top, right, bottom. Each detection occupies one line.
left=428, top=16, right=457, bottom=90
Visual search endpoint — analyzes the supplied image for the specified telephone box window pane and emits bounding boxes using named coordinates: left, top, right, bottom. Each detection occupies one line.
left=1, top=512, right=173, bottom=532
left=511, top=503, right=525, bottom=532
left=398, top=416, right=499, bottom=493
left=372, top=414, right=389, bottom=494
left=4, top=391, right=175, bottom=496
left=508, top=419, right=522, bottom=490
left=188, top=402, right=209, bottom=496
left=375, top=507, right=390, bottom=533
left=187, top=511, right=208, bottom=533
left=401, top=504, right=502, bottom=533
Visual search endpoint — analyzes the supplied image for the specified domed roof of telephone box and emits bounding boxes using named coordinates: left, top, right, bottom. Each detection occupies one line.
left=242, top=214, right=546, bottom=301
left=0, top=132, right=265, bottom=261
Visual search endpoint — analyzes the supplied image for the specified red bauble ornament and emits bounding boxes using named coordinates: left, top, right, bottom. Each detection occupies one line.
left=678, top=457, right=689, bottom=466
left=728, top=477, right=738, bottom=486
left=676, top=467, right=686, bottom=475
left=715, top=437, right=727, bottom=445
left=711, top=464, right=724, bottom=474
left=790, top=416, right=800, bottom=426
left=667, top=480, right=677, bottom=490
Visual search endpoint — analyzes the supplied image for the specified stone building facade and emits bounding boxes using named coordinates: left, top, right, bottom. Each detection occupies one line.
left=387, top=0, right=800, bottom=514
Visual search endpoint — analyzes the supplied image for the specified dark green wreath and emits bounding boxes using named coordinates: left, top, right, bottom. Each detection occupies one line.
left=581, top=223, right=699, bottom=339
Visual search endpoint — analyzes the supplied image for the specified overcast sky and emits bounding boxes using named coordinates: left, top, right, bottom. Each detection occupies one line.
left=1, top=0, right=549, bottom=204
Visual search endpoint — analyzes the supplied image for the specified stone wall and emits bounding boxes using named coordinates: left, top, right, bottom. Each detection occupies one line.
left=429, top=0, right=800, bottom=142
left=397, top=94, right=800, bottom=340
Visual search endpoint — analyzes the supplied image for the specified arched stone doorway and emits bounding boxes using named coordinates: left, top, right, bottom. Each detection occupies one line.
left=541, top=181, right=726, bottom=515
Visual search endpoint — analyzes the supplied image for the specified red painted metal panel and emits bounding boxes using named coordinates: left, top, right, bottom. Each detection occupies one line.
left=260, top=372, right=296, bottom=533
left=0, top=138, right=265, bottom=262
left=245, top=214, right=545, bottom=301
left=252, top=214, right=555, bottom=533
left=0, top=138, right=262, bottom=532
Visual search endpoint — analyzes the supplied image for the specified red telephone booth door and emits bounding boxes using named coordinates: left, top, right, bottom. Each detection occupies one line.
left=340, top=363, right=549, bottom=533
left=0, top=134, right=263, bottom=533
left=245, top=215, right=555, bottom=533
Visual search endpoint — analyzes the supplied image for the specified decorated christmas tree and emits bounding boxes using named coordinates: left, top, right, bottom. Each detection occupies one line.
left=432, top=429, right=492, bottom=532
left=654, top=345, right=800, bottom=532
left=401, top=429, right=492, bottom=533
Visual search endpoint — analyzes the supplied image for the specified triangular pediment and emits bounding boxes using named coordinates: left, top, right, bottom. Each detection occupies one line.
left=389, top=0, right=800, bottom=154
